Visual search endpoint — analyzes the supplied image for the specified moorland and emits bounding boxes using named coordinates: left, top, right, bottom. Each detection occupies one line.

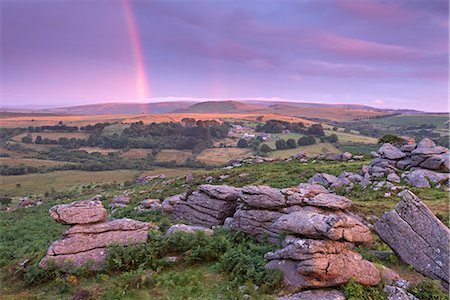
left=0, top=100, right=449, bottom=299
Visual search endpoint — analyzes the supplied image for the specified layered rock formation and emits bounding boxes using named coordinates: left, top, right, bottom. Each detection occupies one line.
left=375, top=190, right=450, bottom=289
left=40, top=200, right=153, bottom=270
left=170, top=184, right=380, bottom=292
left=172, top=185, right=240, bottom=227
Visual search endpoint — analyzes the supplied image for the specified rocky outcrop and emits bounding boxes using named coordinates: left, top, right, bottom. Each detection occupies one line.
left=314, top=152, right=353, bottom=161
left=166, top=183, right=380, bottom=292
left=307, top=138, right=449, bottom=191
left=109, top=194, right=131, bottom=209
left=375, top=190, right=450, bottom=289
left=265, top=236, right=379, bottom=292
left=49, top=200, right=106, bottom=225
left=40, top=200, right=153, bottom=270
left=136, top=174, right=166, bottom=184
left=172, top=185, right=240, bottom=227
left=162, top=193, right=186, bottom=214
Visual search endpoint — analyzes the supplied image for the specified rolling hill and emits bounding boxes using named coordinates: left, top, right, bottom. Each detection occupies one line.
left=175, top=100, right=265, bottom=113
left=39, top=101, right=196, bottom=115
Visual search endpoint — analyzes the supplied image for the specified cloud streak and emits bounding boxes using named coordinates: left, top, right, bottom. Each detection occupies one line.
left=1, top=0, right=448, bottom=111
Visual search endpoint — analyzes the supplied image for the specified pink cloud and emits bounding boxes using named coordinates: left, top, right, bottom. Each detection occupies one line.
left=312, top=32, right=423, bottom=61
left=334, top=0, right=415, bottom=20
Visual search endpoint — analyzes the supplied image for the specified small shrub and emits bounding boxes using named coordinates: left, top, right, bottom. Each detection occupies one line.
left=0, top=197, right=12, bottom=206
left=378, top=134, right=403, bottom=146
left=342, top=278, right=387, bottom=300
left=410, top=279, right=448, bottom=300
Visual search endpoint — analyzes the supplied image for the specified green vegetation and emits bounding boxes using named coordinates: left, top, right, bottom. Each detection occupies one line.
left=342, top=279, right=387, bottom=300
left=378, top=134, right=404, bottom=146
left=410, top=279, right=448, bottom=300
left=369, top=114, right=449, bottom=126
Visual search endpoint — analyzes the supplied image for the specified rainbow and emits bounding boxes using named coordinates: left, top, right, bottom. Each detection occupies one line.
left=121, top=0, right=150, bottom=101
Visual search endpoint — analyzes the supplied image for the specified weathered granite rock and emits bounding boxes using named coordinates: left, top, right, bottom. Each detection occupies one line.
left=276, top=289, right=346, bottom=300
left=162, top=193, right=186, bottom=214
left=274, top=209, right=372, bottom=243
left=375, top=190, right=450, bottom=289
left=387, top=173, right=401, bottom=183
left=227, top=209, right=283, bottom=243
left=239, top=185, right=286, bottom=209
left=400, top=144, right=417, bottom=153
left=303, top=193, right=352, bottom=210
left=266, top=237, right=380, bottom=292
left=166, top=224, right=213, bottom=236
left=405, top=169, right=449, bottom=188
left=416, top=138, right=436, bottom=148
left=420, top=153, right=450, bottom=172
left=341, top=152, right=353, bottom=161
left=140, top=199, right=161, bottom=210
left=297, top=183, right=329, bottom=195
left=383, top=285, right=419, bottom=300
left=49, top=200, right=106, bottom=225
left=39, top=218, right=152, bottom=270
left=173, top=185, right=239, bottom=227
left=396, top=158, right=412, bottom=170
left=378, top=143, right=406, bottom=160
left=411, top=146, right=448, bottom=156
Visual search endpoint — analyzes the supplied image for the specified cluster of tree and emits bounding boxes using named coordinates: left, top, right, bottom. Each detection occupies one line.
left=79, top=122, right=112, bottom=133
left=255, top=120, right=305, bottom=133
left=321, top=133, right=338, bottom=143
left=120, top=120, right=230, bottom=152
left=306, top=124, right=325, bottom=137
left=28, top=124, right=78, bottom=132
left=275, top=138, right=297, bottom=150
left=19, top=119, right=231, bottom=153
left=255, top=120, right=326, bottom=137
left=0, top=128, right=26, bottom=143
left=237, top=137, right=263, bottom=149
left=297, top=136, right=316, bottom=146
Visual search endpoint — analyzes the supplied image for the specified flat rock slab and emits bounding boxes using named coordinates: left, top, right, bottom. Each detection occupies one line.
left=304, top=193, right=352, bottom=210
left=273, top=209, right=372, bottom=244
left=276, top=289, right=346, bottom=300
left=378, top=143, right=406, bottom=160
left=49, top=200, right=106, bottom=225
left=375, top=190, right=450, bottom=289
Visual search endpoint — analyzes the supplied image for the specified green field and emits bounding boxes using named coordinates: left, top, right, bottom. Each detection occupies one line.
left=369, top=114, right=449, bottom=126
left=0, top=168, right=199, bottom=197
left=269, top=142, right=341, bottom=159
left=324, top=130, right=378, bottom=144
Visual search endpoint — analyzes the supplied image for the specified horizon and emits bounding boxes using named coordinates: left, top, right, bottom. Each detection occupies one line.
left=1, top=0, right=449, bottom=111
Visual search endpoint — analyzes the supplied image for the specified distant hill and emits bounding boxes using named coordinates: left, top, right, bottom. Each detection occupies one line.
left=243, top=100, right=382, bottom=111
left=175, top=100, right=265, bottom=113
left=39, top=101, right=195, bottom=115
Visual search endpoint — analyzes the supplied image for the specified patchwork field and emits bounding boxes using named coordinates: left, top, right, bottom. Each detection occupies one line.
left=120, top=148, right=152, bottom=159
left=269, top=142, right=341, bottom=159
left=267, top=107, right=390, bottom=122
left=0, top=113, right=314, bottom=128
left=155, top=149, right=193, bottom=163
left=0, top=157, right=71, bottom=167
left=368, top=114, right=449, bottom=126
left=324, top=130, right=378, bottom=144
left=196, top=148, right=252, bottom=165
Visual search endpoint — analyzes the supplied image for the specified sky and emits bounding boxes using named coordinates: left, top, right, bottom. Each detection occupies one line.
left=1, top=0, right=449, bottom=112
